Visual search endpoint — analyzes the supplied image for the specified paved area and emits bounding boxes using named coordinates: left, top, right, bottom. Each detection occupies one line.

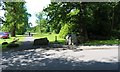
left=19, top=37, right=35, bottom=49
left=1, top=37, right=119, bottom=70
left=5, top=36, right=35, bottom=51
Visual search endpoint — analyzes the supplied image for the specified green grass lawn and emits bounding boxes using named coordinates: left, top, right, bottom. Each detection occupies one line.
left=33, top=33, right=65, bottom=44
left=81, top=39, right=120, bottom=45
left=0, top=37, right=14, bottom=49
left=0, top=35, right=25, bottom=49
left=0, top=37, right=14, bottom=44
left=33, top=33, right=120, bottom=45
left=0, top=35, right=24, bottom=44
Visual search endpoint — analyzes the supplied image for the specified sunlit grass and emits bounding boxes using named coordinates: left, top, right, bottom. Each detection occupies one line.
left=16, top=35, right=25, bottom=42
left=33, top=33, right=65, bottom=44
left=33, top=33, right=120, bottom=45
left=0, top=35, right=25, bottom=49
left=0, top=37, right=14, bottom=44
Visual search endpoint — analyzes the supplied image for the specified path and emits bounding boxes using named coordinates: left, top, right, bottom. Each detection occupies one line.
left=9, top=36, right=35, bottom=51
left=1, top=37, right=119, bottom=70
left=19, top=36, right=35, bottom=50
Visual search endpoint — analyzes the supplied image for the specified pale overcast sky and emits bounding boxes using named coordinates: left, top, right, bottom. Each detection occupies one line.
left=25, top=0, right=51, bottom=27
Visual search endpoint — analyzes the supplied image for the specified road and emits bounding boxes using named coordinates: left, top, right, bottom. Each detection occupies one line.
left=1, top=37, right=119, bottom=70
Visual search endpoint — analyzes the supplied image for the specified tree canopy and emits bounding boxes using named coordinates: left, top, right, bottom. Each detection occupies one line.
left=1, top=2, right=31, bottom=36
left=43, top=2, right=120, bottom=42
left=35, top=12, right=50, bottom=33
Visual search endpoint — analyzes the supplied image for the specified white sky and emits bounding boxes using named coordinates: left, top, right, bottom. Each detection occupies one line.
left=0, top=0, right=51, bottom=27
left=25, top=0, right=51, bottom=27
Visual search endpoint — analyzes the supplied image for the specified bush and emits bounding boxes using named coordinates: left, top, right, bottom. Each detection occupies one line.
left=111, top=31, right=120, bottom=39
left=59, top=23, right=76, bottom=38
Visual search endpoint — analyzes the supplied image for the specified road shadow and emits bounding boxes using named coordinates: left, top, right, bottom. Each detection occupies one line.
left=2, top=40, right=77, bottom=52
left=2, top=56, right=119, bottom=70
left=2, top=40, right=119, bottom=70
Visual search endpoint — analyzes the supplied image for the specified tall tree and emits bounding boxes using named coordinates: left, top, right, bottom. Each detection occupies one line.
left=2, top=2, right=31, bottom=36
left=44, top=2, right=120, bottom=41
left=43, top=2, right=89, bottom=40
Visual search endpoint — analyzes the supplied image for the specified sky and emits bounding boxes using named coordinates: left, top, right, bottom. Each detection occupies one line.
left=25, top=0, right=51, bottom=27
left=0, top=0, right=51, bottom=27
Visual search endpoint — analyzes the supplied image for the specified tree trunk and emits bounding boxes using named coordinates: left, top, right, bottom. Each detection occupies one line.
left=110, top=7, right=114, bottom=36
left=39, top=24, right=41, bottom=34
left=11, top=23, right=16, bottom=37
left=78, top=3, right=88, bottom=41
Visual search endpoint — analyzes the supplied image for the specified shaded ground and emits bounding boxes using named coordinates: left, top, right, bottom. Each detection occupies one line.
left=13, top=36, right=35, bottom=51
left=1, top=37, right=119, bottom=70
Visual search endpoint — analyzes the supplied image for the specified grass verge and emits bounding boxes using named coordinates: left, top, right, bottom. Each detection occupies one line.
left=33, top=33, right=65, bottom=44
left=33, top=33, right=120, bottom=45
left=81, top=39, right=120, bottom=46
left=0, top=35, right=25, bottom=49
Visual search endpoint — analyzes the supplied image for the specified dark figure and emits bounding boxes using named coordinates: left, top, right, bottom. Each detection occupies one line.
left=29, top=32, right=31, bottom=36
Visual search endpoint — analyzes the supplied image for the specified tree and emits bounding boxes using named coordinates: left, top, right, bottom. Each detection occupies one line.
left=0, top=2, right=5, bottom=31
left=43, top=2, right=120, bottom=41
left=2, top=2, right=31, bottom=36
left=43, top=2, right=89, bottom=40
left=114, top=2, right=120, bottom=31
left=36, top=12, right=49, bottom=33
left=43, top=2, right=74, bottom=34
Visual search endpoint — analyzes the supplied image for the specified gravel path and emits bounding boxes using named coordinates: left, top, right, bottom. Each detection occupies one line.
left=1, top=36, right=35, bottom=52
left=14, top=36, right=35, bottom=51
left=1, top=37, right=119, bottom=70
left=20, top=36, right=34, bottom=48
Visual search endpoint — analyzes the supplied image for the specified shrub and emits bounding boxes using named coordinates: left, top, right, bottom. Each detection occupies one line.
left=59, top=23, right=76, bottom=38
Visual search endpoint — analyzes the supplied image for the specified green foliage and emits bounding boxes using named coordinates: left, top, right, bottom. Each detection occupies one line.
left=1, top=2, right=31, bottom=36
left=43, top=2, right=75, bottom=34
left=82, top=39, right=120, bottom=46
left=0, top=35, right=24, bottom=49
left=114, top=2, right=120, bottom=31
left=44, top=2, right=120, bottom=41
left=44, top=2, right=92, bottom=39
left=59, top=23, right=76, bottom=38
left=35, top=12, right=50, bottom=34
left=89, top=3, right=112, bottom=36
left=33, top=33, right=65, bottom=44
left=28, top=23, right=51, bottom=33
